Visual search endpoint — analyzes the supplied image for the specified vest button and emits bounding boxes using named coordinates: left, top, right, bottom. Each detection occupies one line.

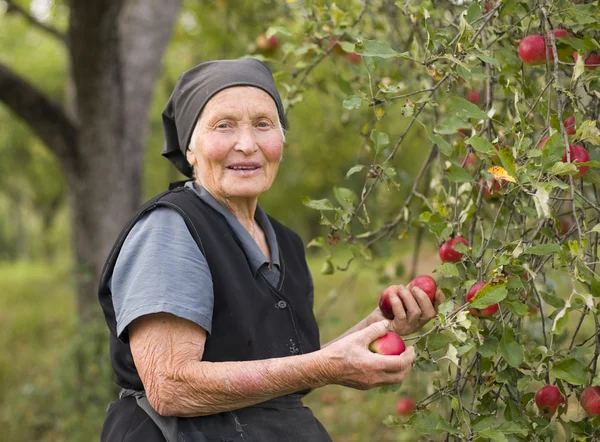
left=277, top=300, right=287, bottom=309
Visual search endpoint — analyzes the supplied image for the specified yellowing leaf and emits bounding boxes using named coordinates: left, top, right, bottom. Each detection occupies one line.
left=488, top=166, right=516, bottom=183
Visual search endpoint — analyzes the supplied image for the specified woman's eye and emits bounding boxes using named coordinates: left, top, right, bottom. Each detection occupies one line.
left=217, top=122, right=230, bottom=129
left=257, top=121, right=270, bottom=128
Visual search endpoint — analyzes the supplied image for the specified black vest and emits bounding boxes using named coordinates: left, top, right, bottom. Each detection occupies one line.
left=98, top=185, right=321, bottom=391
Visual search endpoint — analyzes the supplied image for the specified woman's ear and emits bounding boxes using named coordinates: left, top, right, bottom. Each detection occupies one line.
left=186, top=147, right=196, bottom=167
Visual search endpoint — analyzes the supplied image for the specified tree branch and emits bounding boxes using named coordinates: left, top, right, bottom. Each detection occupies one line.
left=0, top=62, right=78, bottom=167
left=5, top=0, right=67, bottom=43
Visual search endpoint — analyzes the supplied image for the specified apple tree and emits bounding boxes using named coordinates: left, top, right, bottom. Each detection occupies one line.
left=267, top=0, right=600, bottom=440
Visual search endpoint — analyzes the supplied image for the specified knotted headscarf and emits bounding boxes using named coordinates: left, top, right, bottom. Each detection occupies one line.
left=161, top=58, right=286, bottom=178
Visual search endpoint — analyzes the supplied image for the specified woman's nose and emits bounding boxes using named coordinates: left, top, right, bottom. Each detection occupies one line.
left=233, top=127, right=259, bottom=154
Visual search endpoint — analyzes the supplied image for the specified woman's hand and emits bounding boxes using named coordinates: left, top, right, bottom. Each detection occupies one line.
left=320, top=320, right=416, bottom=390
left=372, top=285, right=445, bottom=336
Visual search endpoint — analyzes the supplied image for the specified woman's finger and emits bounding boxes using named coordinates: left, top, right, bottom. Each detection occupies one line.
left=396, top=285, right=421, bottom=324
left=410, top=286, right=436, bottom=320
left=434, top=289, right=446, bottom=309
left=388, top=287, right=407, bottom=321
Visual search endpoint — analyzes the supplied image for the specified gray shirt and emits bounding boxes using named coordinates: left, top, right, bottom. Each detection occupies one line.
left=109, top=182, right=313, bottom=340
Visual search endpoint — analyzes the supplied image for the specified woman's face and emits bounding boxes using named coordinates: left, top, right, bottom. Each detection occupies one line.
left=186, top=87, right=284, bottom=202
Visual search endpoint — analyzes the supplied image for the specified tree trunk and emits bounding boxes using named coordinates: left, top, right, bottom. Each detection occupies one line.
left=67, top=0, right=181, bottom=318
left=0, top=0, right=181, bottom=319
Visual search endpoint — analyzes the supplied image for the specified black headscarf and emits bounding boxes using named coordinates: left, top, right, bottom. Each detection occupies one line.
left=161, top=58, right=286, bottom=178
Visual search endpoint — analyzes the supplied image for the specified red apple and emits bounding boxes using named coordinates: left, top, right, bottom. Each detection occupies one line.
left=466, top=281, right=499, bottom=317
left=563, top=116, right=576, bottom=135
left=538, top=136, right=549, bottom=150
left=562, top=144, right=590, bottom=178
left=484, top=1, right=493, bottom=14
left=459, top=152, right=477, bottom=172
left=345, top=52, right=362, bottom=64
left=458, top=128, right=471, bottom=138
left=573, top=52, right=600, bottom=70
left=519, top=35, right=547, bottom=65
left=439, top=237, right=469, bottom=263
left=480, top=178, right=502, bottom=200
left=580, top=386, right=600, bottom=416
left=378, top=287, right=396, bottom=320
left=535, top=385, right=566, bottom=417
left=327, top=38, right=346, bottom=55
left=369, top=332, right=406, bottom=355
left=396, top=397, right=416, bottom=416
left=256, top=34, right=279, bottom=52
left=467, top=90, right=481, bottom=105
left=407, top=275, right=437, bottom=303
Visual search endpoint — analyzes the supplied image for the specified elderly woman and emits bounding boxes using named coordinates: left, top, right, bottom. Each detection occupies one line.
left=98, top=58, right=444, bottom=442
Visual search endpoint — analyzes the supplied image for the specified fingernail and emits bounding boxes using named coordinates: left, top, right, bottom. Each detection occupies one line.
left=382, top=320, right=390, bottom=328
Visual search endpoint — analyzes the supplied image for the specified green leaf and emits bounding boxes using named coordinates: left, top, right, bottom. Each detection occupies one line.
left=333, top=187, right=357, bottom=211
left=478, top=430, right=507, bottom=442
left=434, top=262, right=460, bottom=278
left=577, top=120, right=600, bottom=146
left=497, top=145, right=518, bottom=178
left=466, top=136, right=494, bottom=153
left=469, top=286, right=507, bottom=309
left=448, top=97, right=489, bottom=120
left=533, top=184, right=551, bottom=219
left=346, top=165, right=365, bottom=178
left=500, top=327, right=524, bottom=368
left=301, top=197, right=335, bottom=211
left=540, top=291, right=565, bottom=309
left=355, top=39, right=401, bottom=58
left=407, top=410, right=458, bottom=435
left=549, top=161, right=579, bottom=176
left=343, top=95, right=363, bottom=110
left=428, top=333, right=453, bottom=351
left=447, top=165, right=474, bottom=183
left=425, top=126, right=452, bottom=156
left=370, top=130, right=390, bottom=153
left=477, top=336, right=498, bottom=358
left=541, top=133, right=565, bottom=171
left=521, top=244, right=562, bottom=255
left=330, top=3, right=345, bottom=27
left=506, top=300, right=529, bottom=317
left=551, top=358, right=588, bottom=385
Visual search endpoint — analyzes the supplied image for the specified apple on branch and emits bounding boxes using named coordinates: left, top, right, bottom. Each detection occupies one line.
left=439, top=237, right=469, bottom=263
left=466, top=282, right=499, bottom=317
left=562, top=144, right=590, bottom=178
left=535, top=385, right=566, bottom=417
left=396, top=397, right=416, bottom=416
left=580, top=386, right=600, bottom=416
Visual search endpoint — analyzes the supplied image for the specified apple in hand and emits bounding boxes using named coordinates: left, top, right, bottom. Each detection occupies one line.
left=369, top=332, right=406, bottom=356
left=439, top=237, right=469, bottom=263
left=535, top=385, right=566, bottom=417
left=378, top=287, right=396, bottom=320
left=407, top=275, right=437, bottom=303
left=580, top=386, right=600, bottom=416
left=396, top=397, right=416, bottom=416
left=562, top=144, right=590, bottom=178
left=466, top=282, right=499, bottom=317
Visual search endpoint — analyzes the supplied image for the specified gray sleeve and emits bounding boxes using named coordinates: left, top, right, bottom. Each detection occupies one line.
left=110, top=206, right=214, bottom=341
